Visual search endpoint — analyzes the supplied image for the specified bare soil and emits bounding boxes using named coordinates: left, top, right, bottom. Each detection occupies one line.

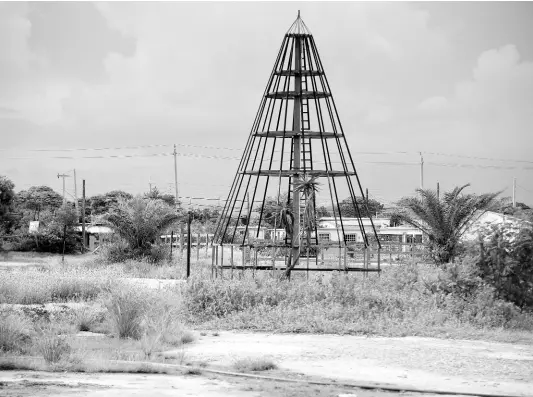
left=176, top=331, right=533, bottom=396
left=3, top=331, right=532, bottom=396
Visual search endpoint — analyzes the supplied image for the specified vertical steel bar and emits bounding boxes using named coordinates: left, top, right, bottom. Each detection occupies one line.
left=231, top=245, right=234, bottom=280
left=220, top=243, right=224, bottom=280
left=290, top=34, right=302, bottom=273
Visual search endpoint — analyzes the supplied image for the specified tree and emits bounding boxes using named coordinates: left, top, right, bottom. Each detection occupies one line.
left=105, top=196, right=180, bottom=254
left=316, top=205, right=331, bottom=218
left=256, top=192, right=290, bottom=228
left=0, top=176, right=16, bottom=234
left=284, top=177, right=321, bottom=278
left=337, top=196, right=384, bottom=218
left=15, top=186, right=63, bottom=220
left=396, top=184, right=500, bottom=265
left=144, top=187, right=176, bottom=207
left=90, top=190, right=133, bottom=216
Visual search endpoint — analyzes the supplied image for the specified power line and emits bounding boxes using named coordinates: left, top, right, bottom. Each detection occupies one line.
left=517, top=184, right=532, bottom=193
left=3, top=142, right=532, bottom=165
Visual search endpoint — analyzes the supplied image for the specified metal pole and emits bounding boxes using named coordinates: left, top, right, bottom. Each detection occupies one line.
left=419, top=152, right=424, bottom=189
left=220, top=243, right=224, bottom=279
left=179, top=225, right=184, bottom=255
left=290, top=34, right=303, bottom=272
left=196, top=233, right=200, bottom=261
left=231, top=245, right=234, bottom=280
left=437, top=182, right=440, bottom=200
left=82, top=180, right=86, bottom=252
left=211, top=245, right=214, bottom=279
left=73, top=169, right=78, bottom=212
left=170, top=230, right=174, bottom=260
left=62, top=224, right=67, bottom=264
left=513, top=177, right=516, bottom=207
left=186, top=211, right=191, bottom=278
left=57, top=174, right=69, bottom=204
left=173, top=144, right=179, bottom=208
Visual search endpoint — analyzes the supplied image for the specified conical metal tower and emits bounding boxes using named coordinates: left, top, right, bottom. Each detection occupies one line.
left=214, top=12, right=381, bottom=273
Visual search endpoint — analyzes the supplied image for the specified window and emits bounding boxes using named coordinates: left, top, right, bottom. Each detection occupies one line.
left=318, top=233, right=330, bottom=242
left=344, top=234, right=358, bottom=242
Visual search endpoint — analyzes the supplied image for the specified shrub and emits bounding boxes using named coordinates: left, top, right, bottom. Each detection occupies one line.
left=74, top=306, right=107, bottom=332
left=474, top=225, right=533, bottom=308
left=35, top=328, right=72, bottom=364
left=232, top=357, right=278, bottom=372
left=148, top=244, right=170, bottom=264
left=0, top=314, right=33, bottom=353
left=11, top=224, right=80, bottom=254
left=184, top=266, right=533, bottom=336
left=99, top=239, right=133, bottom=263
left=106, top=287, right=149, bottom=339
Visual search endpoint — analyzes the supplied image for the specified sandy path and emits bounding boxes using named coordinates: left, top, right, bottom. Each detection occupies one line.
left=177, top=331, right=533, bottom=396
left=0, top=371, right=260, bottom=397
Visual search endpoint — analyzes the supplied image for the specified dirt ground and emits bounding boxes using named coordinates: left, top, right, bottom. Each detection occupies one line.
left=2, top=331, right=532, bottom=397
left=176, top=331, right=533, bottom=396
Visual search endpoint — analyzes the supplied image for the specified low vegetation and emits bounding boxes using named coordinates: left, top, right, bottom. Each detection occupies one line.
left=233, top=357, right=278, bottom=372
left=182, top=242, right=533, bottom=341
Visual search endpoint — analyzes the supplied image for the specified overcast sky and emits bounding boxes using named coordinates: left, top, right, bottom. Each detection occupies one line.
left=1, top=1, right=532, bottom=207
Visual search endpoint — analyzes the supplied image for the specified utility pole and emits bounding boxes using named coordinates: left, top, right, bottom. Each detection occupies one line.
left=73, top=169, right=79, bottom=212
left=57, top=173, right=70, bottom=204
left=148, top=175, right=153, bottom=194
left=419, top=152, right=424, bottom=190
left=82, top=180, right=86, bottom=252
left=513, top=177, right=517, bottom=208
left=173, top=144, right=179, bottom=208
left=365, top=188, right=369, bottom=217
left=186, top=210, right=192, bottom=278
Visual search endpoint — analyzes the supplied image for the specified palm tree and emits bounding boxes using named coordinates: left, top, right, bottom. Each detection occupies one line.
left=396, top=184, right=500, bottom=265
left=105, top=196, right=180, bottom=255
left=284, top=176, right=320, bottom=277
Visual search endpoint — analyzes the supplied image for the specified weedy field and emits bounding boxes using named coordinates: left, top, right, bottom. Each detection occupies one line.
left=1, top=252, right=533, bottom=376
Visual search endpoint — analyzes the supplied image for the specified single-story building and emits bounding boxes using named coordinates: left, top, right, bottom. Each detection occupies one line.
left=74, top=224, right=114, bottom=251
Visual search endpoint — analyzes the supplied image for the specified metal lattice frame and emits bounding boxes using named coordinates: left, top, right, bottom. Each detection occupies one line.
left=213, top=13, right=381, bottom=271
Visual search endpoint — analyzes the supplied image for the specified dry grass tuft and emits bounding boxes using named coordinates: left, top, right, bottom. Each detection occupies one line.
left=0, top=313, right=33, bottom=353
left=34, top=327, right=72, bottom=364
left=232, top=357, right=278, bottom=372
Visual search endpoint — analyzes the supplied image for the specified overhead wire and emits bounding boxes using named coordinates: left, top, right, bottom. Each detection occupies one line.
left=2, top=142, right=531, bottom=165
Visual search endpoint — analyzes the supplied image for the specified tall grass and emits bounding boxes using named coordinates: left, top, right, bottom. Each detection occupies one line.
left=183, top=264, right=533, bottom=339
left=0, top=267, right=118, bottom=304
left=0, top=314, right=33, bottom=353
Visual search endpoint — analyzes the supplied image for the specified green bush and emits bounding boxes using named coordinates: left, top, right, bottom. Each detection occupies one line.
left=148, top=244, right=170, bottom=264
left=475, top=225, right=533, bottom=308
left=10, top=225, right=80, bottom=254
left=99, top=239, right=133, bottom=263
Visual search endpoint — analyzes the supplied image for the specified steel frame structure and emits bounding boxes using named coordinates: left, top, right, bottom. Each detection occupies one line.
left=213, top=13, right=381, bottom=272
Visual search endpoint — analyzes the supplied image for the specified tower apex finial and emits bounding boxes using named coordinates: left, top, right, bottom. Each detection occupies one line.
left=298, top=10, right=300, bottom=18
